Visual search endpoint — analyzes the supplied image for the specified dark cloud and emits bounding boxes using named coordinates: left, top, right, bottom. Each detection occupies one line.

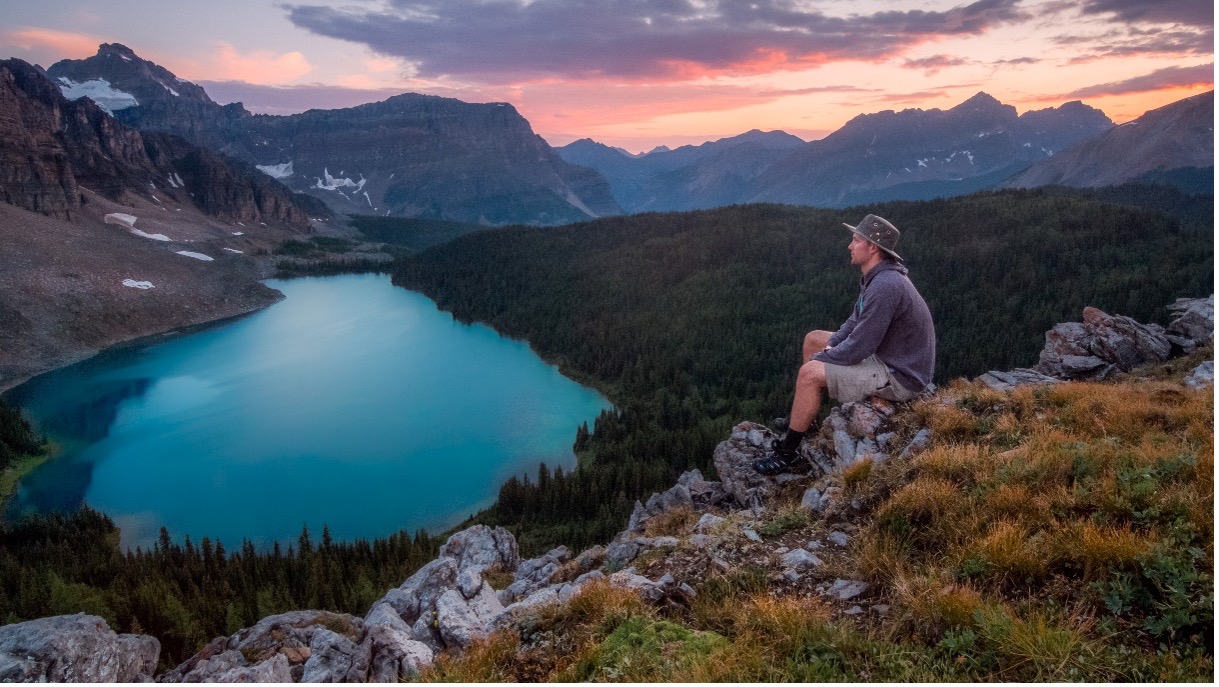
left=283, top=0, right=1026, bottom=81
left=1080, top=0, right=1213, bottom=28
left=993, top=56, right=1040, bottom=65
left=903, top=54, right=969, bottom=73
left=1060, top=25, right=1214, bottom=60
left=1063, top=63, right=1213, bottom=98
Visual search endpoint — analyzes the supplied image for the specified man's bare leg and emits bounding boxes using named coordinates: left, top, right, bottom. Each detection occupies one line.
left=802, top=330, right=833, bottom=363
left=789, top=360, right=827, bottom=433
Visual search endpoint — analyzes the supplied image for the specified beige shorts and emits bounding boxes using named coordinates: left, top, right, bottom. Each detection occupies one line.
left=825, top=354, right=917, bottom=404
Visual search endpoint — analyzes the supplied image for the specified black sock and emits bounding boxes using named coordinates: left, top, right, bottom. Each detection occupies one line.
left=780, top=429, right=806, bottom=452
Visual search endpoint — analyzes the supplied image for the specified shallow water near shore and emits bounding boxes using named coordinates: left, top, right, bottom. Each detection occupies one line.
left=3, top=273, right=610, bottom=550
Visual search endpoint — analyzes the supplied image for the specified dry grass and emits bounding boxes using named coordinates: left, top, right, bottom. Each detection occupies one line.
left=642, top=506, right=696, bottom=538
left=420, top=372, right=1213, bottom=682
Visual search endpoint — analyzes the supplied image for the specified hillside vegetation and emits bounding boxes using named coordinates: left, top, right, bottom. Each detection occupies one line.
left=421, top=356, right=1213, bottom=681
left=393, top=187, right=1212, bottom=553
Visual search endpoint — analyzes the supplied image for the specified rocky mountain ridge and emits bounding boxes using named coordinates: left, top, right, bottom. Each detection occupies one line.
left=746, top=92, right=1115, bottom=207
left=46, top=44, right=622, bottom=226
left=562, top=93, right=1121, bottom=213
left=1002, top=90, right=1214, bottom=190
left=1, top=294, right=1210, bottom=681
left=1, top=57, right=322, bottom=227
left=0, top=57, right=335, bottom=392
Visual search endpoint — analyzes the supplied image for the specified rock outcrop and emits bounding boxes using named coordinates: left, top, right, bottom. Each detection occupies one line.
left=979, top=295, right=1213, bottom=391
left=0, top=57, right=318, bottom=227
left=0, top=614, right=159, bottom=682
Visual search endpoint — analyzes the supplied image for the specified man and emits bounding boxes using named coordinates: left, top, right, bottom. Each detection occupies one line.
left=754, top=214, right=936, bottom=475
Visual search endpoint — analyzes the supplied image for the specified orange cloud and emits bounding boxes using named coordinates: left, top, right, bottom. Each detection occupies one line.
left=175, top=43, right=312, bottom=85
left=2, top=27, right=105, bottom=59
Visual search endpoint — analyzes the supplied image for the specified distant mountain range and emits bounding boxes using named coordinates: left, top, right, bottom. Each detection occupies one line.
left=558, top=130, right=806, bottom=212
left=19, top=42, right=1213, bottom=228
left=47, top=44, right=622, bottom=226
left=1002, top=91, right=1214, bottom=191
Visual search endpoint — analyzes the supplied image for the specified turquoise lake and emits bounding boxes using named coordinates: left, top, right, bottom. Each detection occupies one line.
left=3, top=274, right=611, bottom=550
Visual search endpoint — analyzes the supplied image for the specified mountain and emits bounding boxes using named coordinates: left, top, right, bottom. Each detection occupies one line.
left=0, top=57, right=326, bottom=391
left=746, top=92, right=1114, bottom=208
left=47, top=44, right=622, bottom=225
left=1002, top=90, right=1214, bottom=191
left=556, top=129, right=805, bottom=212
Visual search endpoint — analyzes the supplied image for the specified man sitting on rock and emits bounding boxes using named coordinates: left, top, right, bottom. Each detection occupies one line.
left=754, top=214, right=936, bottom=475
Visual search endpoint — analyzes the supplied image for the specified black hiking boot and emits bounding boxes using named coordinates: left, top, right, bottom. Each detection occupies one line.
left=753, top=438, right=805, bottom=476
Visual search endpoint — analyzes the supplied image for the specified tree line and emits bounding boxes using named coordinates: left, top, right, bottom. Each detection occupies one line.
left=393, top=187, right=1212, bottom=553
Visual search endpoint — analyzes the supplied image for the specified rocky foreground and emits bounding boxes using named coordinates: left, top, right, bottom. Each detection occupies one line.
left=0, top=296, right=1211, bottom=682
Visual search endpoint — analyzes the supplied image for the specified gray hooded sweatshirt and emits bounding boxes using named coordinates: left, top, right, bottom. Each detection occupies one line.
left=812, top=261, right=935, bottom=394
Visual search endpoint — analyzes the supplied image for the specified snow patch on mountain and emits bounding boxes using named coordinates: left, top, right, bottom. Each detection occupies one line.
left=256, top=161, right=294, bottom=179
left=175, top=251, right=214, bottom=262
left=121, top=279, right=154, bottom=289
left=315, top=168, right=366, bottom=192
left=56, top=77, right=139, bottom=115
left=131, top=229, right=171, bottom=241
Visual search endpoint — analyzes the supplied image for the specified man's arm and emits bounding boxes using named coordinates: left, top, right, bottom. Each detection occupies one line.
left=812, top=279, right=899, bottom=367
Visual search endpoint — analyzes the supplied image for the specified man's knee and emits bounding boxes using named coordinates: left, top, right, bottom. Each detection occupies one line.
left=803, top=330, right=833, bottom=356
left=797, top=360, right=827, bottom=387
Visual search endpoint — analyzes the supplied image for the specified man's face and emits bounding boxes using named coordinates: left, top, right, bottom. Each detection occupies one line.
left=848, top=233, right=875, bottom=267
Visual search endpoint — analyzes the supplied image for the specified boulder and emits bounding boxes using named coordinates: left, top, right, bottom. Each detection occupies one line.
left=438, top=525, right=520, bottom=574
left=361, top=624, right=432, bottom=683
left=1037, top=307, right=1173, bottom=379
left=1185, top=361, right=1214, bottom=389
left=824, top=579, right=869, bottom=601
left=1166, top=295, right=1214, bottom=345
left=434, top=585, right=505, bottom=650
left=0, top=614, right=159, bottom=683
left=176, top=650, right=293, bottom=683
left=780, top=549, right=824, bottom=570
left=712, top=422, right=785, bottom=506
left=499, top=546, right=570, bottom=605
left=300, top=628, right=365, bottom=683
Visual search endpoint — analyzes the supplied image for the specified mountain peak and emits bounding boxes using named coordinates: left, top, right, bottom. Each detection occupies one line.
left=97, top=43, right=139, bottom=60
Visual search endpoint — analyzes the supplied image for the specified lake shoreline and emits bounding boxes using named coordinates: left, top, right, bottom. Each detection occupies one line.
left=5, top=274, right=610, bottom=551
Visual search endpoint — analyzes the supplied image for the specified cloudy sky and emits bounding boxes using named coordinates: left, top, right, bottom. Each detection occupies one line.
left=2, top=0, right=1212, bottom=152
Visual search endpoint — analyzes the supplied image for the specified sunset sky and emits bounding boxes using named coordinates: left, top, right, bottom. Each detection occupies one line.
left=2, top=0, right=1212, bottom=152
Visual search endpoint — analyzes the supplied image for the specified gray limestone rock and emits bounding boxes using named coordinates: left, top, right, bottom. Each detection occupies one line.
left=606, top=538, right=646, bottom=568
left=435, top=584, right=505, bottom=651
left=0, top=614, right=159, bottom=683
left=712, top=421, right=786, bottom=507
left=1185, top=361, right=1214, bottom=389
left=439, top=525, right=520, bottom=574
left=824, top=579, right=869, bottom=601
left=695, top=513, right=725, bottom=532
left=394, top=557, right=458, bottom=625
left=1167, top=295, right=1214, bottom=344
left=832, top=429, right=857, bottom=466
left=846, top=402, right=885, bottom=437
left=742, top=528, right=762, bottom=543
left=363, top=623, right=433, bottom=683
left=652, top=536, right=679, bottom=549
left=977, top=368, right=1061, bottom=391
left=828, top=531, right=850, bottom=547
left=301, top=628, right=365, bottom=683
left=227, top=610, right=363, bottom=658
left=780, top=548, right=824, bottom=570
left=800, top=487, right=822, bottom=511
left=899, top=428, right=933, bottom=459
left=183, top=651, right=293, bottom=683
left=500, top=546, right=569, bottom=605
left=409, top=613, right=443, bottom=654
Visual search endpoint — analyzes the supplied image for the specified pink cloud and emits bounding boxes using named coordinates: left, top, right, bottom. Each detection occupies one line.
left=2, top=27, right=106, bottom=59
left=175, top=43, right=312, bottom=85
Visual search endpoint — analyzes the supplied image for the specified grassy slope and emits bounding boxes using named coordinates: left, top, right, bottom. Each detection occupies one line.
left=420, top=349, right=1213, bottom=682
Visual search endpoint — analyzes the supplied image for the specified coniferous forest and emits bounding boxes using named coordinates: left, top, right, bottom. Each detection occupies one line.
left=1, top=184, right=1212, bottom=668
left=393, top=187, right=1212, bottom=553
